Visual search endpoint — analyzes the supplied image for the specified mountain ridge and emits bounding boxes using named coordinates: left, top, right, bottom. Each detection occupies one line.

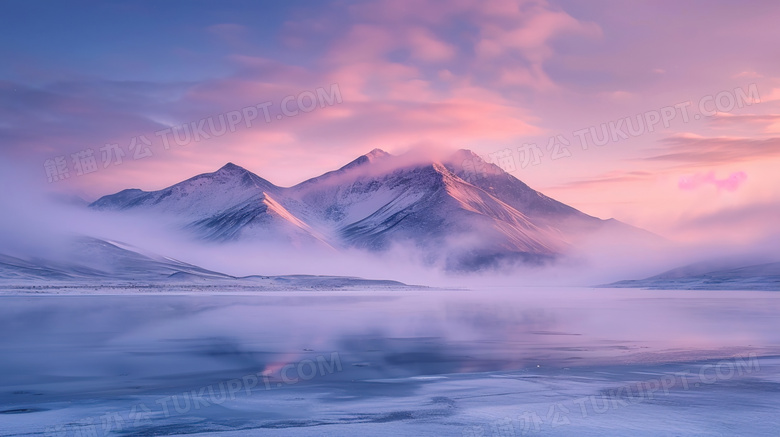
left=90, top=149, right=656, bottom=271
left=603, top=260, right=780, bottom=291
left=0, top=236, right=416, bottom=290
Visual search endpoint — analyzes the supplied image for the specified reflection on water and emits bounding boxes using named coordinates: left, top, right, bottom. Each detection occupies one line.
left=1, top=288, right=779, bottom=435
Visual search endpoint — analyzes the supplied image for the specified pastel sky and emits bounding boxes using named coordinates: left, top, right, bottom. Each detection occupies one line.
left=2, top=0, right=779, bottom=242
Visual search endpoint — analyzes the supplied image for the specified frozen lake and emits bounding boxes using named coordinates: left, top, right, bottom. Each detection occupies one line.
left=0, top=288, right=778, bottom=436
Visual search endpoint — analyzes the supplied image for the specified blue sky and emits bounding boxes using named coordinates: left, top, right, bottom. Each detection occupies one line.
left=1, top=0, right=779, bottom=241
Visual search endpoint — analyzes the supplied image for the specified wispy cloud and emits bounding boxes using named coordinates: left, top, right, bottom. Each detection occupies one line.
left=2, top=0, right=780, bottom=245
left=709, top=113, right=780, bottom=133
left=553, top=170, right=655, bottom=190
left=646, top=136, right=780, bottom=166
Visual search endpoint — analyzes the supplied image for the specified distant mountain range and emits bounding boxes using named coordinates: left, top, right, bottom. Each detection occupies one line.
left=605, top=260, right=780, bottom=291
left=0, top=237, right=228, bottom=282
left=90, top=149, right=657, bottom=271
left=0, top=237, right=413, bottom=290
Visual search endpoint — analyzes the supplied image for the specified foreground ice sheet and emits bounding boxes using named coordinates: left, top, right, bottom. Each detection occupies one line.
left=0, top=288, right=778, bottom=436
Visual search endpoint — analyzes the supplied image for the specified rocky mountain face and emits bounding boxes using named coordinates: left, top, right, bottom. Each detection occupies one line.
left=90, top=149, right=649, bottom=271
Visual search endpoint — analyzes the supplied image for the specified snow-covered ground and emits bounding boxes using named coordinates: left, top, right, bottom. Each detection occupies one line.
left=1, top=288, right=778, bottom=436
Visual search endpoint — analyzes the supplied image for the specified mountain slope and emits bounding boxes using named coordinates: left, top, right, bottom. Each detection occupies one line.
left=444, top=150, right=601, bottom=232
left=320, top=162, right=563, bottom=269
left=604, top=261, right=780, bottom=291
left=91, top=162, right=279, bottom=215
left=0, top=237, right=232, bottom=282
left=0, top=237, right=416, bottom=290
left=91, top=149, right=654, bottom=271
left=91, top=163, right=329, bottom=246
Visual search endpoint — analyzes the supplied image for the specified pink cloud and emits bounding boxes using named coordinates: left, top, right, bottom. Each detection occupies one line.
left=53, top=1, right=588, bottom=194
left=407, top=28, right=457, bottom=62
left=650, top=136, right=780, bottom=166
left=324, top=0, right=601, bottom=91
left=678, top=171, right=747, bottom=191
left=709, top=114, right=780, bottom=134
left=763, top=88, right=780, bottom=102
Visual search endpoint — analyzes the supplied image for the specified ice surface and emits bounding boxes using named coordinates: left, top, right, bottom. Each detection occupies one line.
left=0, top=287, right=778, bottom=436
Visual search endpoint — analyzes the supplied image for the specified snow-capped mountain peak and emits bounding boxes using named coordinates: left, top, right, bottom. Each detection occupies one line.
left=215, top=162, right=248, bottom=174
left=365, top=148, right=391, bottom=161
left=91, top=149, right=655, bottom=270
left=338, top=148, right=392, bottom=172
